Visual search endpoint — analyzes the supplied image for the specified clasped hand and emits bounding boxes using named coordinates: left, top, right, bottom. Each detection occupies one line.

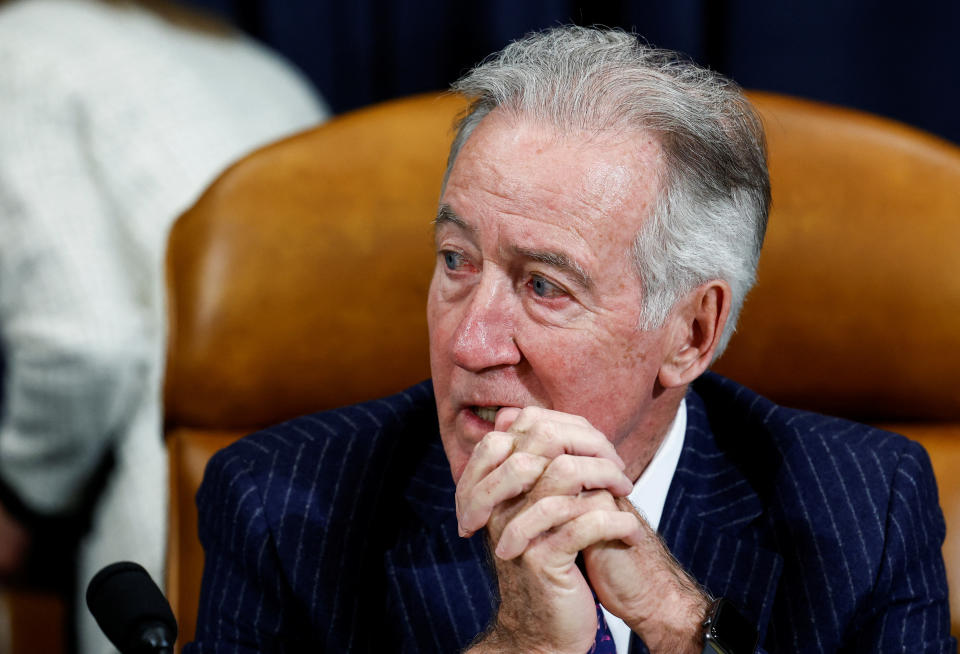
left=457, top=407, right=708, bottom=654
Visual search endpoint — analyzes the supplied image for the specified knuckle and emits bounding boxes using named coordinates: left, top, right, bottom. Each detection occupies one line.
left=471, top=436, right=493, bottom=460
left=533, top=495, right=567, bottom=521
left=477, top=430, right=510, bottom=456
left=585, top=509, right=612, bottom=534
left=520, top=422, right=561, bottom=456
left=540, top=422, right=563, bottom=450
left=546, top=453, right=578, bottom=478
left=513, top=406, right=546, bottom=432
left=507, top=451, right=544, bottom=481
left=521, top=405, right=547, bottom=420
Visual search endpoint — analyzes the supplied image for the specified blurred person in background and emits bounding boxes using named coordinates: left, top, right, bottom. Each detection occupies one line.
left=0, top=0, right=328, bottom=650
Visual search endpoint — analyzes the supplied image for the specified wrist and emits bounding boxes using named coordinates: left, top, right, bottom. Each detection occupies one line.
left=630, top=588, right=712, bottom=654
left=467, top=614, right=596, bottom=654
left=465, top=627, right=572, bottom=654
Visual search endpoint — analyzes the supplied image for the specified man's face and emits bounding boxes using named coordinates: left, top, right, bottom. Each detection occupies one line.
left=428, top=111, right=676, bottom=482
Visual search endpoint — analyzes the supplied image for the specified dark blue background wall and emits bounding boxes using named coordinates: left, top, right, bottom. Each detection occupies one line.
left=184, top=0, right=960, bottom=144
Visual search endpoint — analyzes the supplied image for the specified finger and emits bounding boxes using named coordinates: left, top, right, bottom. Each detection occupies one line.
left=534, top=454, right=633, bottom=498
left=494, top=407, right=522, bottom=432
left=509, top=406, right=595, bottom=434
left=456, top=430, right=516, bottom=500
left=457, top=450, right=550, bottom=536
left=462, top=453, right=632, bottom=538
left=526, top=508, right=646, bottom=560
left=509, top=407, right=625, bottom=469
left=495, top=490, right=612, bottom=559
left=478, top=453, right=630, bottom=532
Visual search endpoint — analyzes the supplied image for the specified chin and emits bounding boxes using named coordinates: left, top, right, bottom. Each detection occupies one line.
left=439, top=431, right=471, bottom=483
left=444, top=452, right=469, bottom=484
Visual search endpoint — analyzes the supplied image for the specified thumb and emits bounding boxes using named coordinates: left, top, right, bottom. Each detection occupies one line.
left=494, top=407, right=522, bottom=433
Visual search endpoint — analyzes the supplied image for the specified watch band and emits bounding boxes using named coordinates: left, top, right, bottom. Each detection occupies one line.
left=701, top=597, right=759, bottom=654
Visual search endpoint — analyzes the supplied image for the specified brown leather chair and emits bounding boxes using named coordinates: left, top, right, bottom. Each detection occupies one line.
left=1, top=588, right=66, bottom=654
left=713, top=92, right=960, bottom=637
left=164, top=91, right=960, bottom=648
left=164, top=92, right=464, bottom=649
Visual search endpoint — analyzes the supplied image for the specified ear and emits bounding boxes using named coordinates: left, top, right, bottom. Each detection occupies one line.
left=658, top=280, right=731, bottom=389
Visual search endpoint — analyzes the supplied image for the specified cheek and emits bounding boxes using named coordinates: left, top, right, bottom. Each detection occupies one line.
left=427, top=276, right=450, bottom=362
left=526, top=319, right=650, bottom=384
left=426, top=272, right=442, bottom=331
left=525, top=325, right=658, bottom=427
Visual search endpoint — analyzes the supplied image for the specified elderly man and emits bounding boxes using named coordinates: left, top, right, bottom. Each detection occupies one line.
left=186, top=26, right=953, bottom=654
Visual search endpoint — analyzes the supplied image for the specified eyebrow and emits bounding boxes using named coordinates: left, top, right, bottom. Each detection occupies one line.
left=434, top=204, right=473, bottom=233
left=511, top=246, right=593, bottom=291
left=434, top=204, right=593, bottom=291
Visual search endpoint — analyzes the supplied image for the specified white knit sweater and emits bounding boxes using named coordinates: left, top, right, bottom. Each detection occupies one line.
left=0, top=1, right=328, bottom=650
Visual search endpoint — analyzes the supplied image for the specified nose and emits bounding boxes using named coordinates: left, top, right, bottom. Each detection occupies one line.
left=452, top=275, right=521, bottom=372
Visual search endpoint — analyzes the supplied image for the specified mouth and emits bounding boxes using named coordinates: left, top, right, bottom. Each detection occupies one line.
left=468, top=405, right=503, bottom=424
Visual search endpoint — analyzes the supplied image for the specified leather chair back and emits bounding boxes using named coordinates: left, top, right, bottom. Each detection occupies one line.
left=164, top=91, right=960, bottom=646
left=164, top=92, right=465, bottom=648
left=714, top=93, right=960, bottom=636
left=716, top=92, right=960, bottom=422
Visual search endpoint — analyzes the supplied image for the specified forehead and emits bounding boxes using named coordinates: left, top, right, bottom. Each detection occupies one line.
left=441, top=111, right=664, bottom=267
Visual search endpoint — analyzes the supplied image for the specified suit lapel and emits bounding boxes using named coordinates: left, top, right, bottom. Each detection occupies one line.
left=383, top=438, right=497, bottom=651
left=657, top=387, right=783, bottom=643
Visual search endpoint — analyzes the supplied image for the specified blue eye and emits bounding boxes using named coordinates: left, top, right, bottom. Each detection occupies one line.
left=530, top=275, right=563, bottom=298
left=443, top=251, right=463, bottom=270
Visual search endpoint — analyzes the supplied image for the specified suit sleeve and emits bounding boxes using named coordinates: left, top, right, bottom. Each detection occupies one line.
left=184, top=447, right=313, bottom=654
left=852, top=440, right=956, bottom=653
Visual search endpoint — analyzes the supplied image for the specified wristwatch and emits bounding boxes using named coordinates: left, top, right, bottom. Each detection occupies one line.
left=701, top=598, right=759, bottom=654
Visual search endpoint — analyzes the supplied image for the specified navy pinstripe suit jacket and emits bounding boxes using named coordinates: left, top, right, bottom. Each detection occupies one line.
left=185, top=373, right=955, bottom=653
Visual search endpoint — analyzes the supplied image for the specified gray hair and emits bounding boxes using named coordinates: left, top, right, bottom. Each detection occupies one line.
left=444, top=26, right=770, bottom=357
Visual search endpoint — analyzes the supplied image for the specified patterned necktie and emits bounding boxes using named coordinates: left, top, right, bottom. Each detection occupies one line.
left=588, top=594, right=617, bottom=654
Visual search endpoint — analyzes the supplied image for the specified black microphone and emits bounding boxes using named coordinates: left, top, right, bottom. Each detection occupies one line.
left=86, top=561, right=178, bottom=654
